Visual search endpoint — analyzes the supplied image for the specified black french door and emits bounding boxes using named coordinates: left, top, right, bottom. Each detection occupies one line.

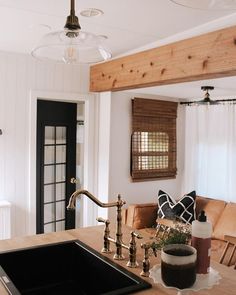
left=36, top=100, right=77, bottom=234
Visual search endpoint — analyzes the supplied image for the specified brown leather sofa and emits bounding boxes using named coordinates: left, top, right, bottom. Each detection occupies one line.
left=122, top=196, right=236, bottom=264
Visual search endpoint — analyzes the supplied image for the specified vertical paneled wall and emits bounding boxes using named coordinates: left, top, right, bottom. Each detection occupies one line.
left=0, top=51, right=89, bottom=237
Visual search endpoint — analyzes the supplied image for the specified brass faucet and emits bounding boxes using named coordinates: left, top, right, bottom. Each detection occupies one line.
left=97, top=217, right=142, bottom=267
left=67, top=189, right=126, bottom=260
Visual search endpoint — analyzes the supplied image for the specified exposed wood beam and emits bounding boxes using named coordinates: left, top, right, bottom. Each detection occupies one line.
left=90, top=25, right=236, bottom=92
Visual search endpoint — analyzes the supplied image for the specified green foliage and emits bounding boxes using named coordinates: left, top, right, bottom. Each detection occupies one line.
left=150, top=221, right=191, bottom=253
left=158, top=230, right=189, bottom=247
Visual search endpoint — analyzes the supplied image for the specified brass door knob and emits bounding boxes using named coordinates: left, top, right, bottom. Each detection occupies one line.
left=70, top=177, right=79, bottom=184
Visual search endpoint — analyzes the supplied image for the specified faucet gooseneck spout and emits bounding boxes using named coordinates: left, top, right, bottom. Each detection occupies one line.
left=67, top=189, right=121, bottom=209
left=67, top=189, right=126, bottom=260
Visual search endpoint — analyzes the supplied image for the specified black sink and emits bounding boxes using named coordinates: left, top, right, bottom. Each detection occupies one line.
left=0, top=240, right=151, bottom=295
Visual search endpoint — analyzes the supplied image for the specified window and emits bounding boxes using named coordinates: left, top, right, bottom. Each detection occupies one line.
left=131, top=98, right=177, bottom=181
left=182, top=104, right=236, bottom=202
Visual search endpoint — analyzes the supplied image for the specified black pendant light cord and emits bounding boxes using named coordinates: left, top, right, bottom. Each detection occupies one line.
left=71, top=0, right=75, bottom=14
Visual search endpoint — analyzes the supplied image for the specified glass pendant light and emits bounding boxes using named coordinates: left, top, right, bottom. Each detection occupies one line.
left=170, top=0, right=236, bottom=10
left=31, top=0, right=112, bottom=64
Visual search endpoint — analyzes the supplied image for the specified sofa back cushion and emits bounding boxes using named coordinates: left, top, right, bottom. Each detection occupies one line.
left=195, top=196, right=226, bottom=230
left=213, top=203, right=236, bottom=240
left=126, top=203, right=157, bottom=229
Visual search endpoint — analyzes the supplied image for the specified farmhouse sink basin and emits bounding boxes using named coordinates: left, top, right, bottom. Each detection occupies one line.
left=0, top=240, right=151, bottom=295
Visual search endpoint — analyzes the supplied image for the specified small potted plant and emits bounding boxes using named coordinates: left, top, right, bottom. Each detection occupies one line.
left=150, top=219, right=192, bottom=254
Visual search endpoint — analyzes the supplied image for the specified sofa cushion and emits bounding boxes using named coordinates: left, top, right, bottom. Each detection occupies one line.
left=157, top=190, right=196, bottom=224
left=121, top=207, right=128, bottom=225
left=195, top=196, right=226, bottom=229
left=126, top=203, right=158, bottom=229
left=213, top=203, right=236, bottom=240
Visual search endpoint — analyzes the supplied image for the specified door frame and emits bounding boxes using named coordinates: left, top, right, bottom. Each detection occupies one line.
left=28, top=90, right=98, bottom=235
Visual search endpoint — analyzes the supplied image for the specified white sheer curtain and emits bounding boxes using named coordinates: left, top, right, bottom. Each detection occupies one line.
left=182, top=104, right=236, bottom=202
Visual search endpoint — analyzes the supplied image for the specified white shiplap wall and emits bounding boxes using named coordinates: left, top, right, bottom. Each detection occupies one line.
left=0, top=50, right=90, bottom=238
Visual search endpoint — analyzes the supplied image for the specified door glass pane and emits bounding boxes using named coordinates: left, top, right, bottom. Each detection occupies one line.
left=44, top=184, right=54, bottom=203
left=44, top=223, right=54, bottom=233
left=56, top=183, right=65, bottom=201
left=56, top=127, right=66, bottom=144
left=44, top=203, right=55, bottom=223
left=56, top=145, right=66, bottom=163
left=77, top=123, right=84, bottom=144
left=44, top=166, right=54, bottom=184
left=44, top=146, right=55, bottom=164
left=56, top=201, right=65, bottom=220
left=42, top=125, right=68, bottom=233
left=56, top=221, right=65, bottom=232
left=56, top=164, right=66, bottom=182
left=45, top=126, right=55, bottom=144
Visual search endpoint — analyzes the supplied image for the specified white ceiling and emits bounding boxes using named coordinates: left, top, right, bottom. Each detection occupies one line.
left=0, top=0, right=236, bottom=99
left=128, top=76, right=236, bottom=100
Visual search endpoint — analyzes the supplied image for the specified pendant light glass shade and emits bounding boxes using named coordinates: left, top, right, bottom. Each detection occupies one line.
left=31, top=0, right=112, bottom=64
left=170, top=0, right=236, bottom=10
left=31, top=31, right=111, bottom=64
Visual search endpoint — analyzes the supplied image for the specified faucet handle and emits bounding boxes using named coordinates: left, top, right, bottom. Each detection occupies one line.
left=141, top=242, right=151, bottom=249
left=126, top=231, right=143, bottom=268
left=97, top=217, right=112, bottom=254
left=131, top=231, right=143, bottom=239
left=140, top=242, right=151, bottom=277
left=96, top=217, right=110, bottom=225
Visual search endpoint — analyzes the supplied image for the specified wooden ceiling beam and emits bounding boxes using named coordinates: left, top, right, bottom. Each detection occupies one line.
left=90, top=25, right=236, bottom=92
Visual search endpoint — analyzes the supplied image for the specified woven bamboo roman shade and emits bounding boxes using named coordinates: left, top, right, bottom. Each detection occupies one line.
left=131, top=98, right=178, bottom=181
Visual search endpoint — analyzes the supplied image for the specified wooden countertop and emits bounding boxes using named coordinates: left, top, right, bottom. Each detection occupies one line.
left=0, top=225, right=235, bottom=295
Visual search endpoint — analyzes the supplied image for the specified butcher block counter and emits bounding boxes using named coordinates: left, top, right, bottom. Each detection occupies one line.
left=0, top=225, right=235, bottom=295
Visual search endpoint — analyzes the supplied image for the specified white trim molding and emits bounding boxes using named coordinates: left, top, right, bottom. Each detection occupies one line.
left=97, top=92, right=111, bottom=220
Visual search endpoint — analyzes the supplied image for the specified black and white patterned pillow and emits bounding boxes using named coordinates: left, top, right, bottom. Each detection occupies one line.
left=157, top=190, right=196, bottom=224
